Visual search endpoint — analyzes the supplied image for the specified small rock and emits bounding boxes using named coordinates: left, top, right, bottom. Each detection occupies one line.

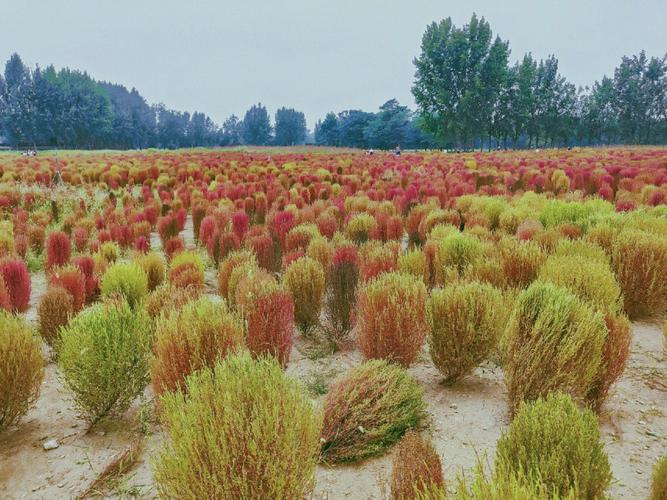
left=43, top=439, right=59, bottom=451
left=638, top=420, right=646, bottom=425
left=97, top=431, right=106, bottom=437
left=450, top=403, right=458, bottom=409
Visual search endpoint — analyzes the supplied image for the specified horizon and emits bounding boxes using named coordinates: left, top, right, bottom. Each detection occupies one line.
left=2, top=0, right=666, bottom=128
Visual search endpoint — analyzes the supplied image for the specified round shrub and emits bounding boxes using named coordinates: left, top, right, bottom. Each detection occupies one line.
left=72, top=254, right=99, bottom=303
left=57, top=299, right=152, bottom=424
left=217, top=249, right=256, bottom=300
left=245, top=287, right=294, bottom=367
left=360, top=244, right=397, bottom=282
left=145, top=284, right=200, bottom=319
left=429, top=282, right=504, bottom=382
left=391, top=431, right=444, bottom=500
left=356, top=272, right=428, bottom=367
left=320, top=360, right=426, bottom=463
left=38, top=286, right=74, bottom=346
left=434, top=232, right=483, bottom=282
left=398, top=248, right=429, bottom=285
left=325, top=244, right=359, bottom=340
left=503, top=281, right=606, bottom=414
left=46, top=231, right=70, bottom=269
left=151, top=296, right=244, bottom=396
left=495, top=392, right=611, bottom=499
left=284, top=257, right=325, bottom=333
left=651, top=455, right=667, bottom=500
left=610, top=229, right=667, bottom=319
left=100, top=262, right=149, bottom=309
left=0, top=312, right=44, bottom=430
left=538, top=255, right=622, bottom=313
left=136, top=252, right=165, bottom=291
left=168, top=251, right=205, bottom=289
left=49, top=265, right=86, bottom=312
left=233, top=267, right=277, bottom=316
left=0, top=258, right=31, bottom=312
left=153, top=351, right=322, bottom=499
left=498, top=237, right=546, bottom=289
left=345, top=213, right=377, bottom=244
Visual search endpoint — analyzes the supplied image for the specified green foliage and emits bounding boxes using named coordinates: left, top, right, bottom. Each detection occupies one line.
left=429, top=282, right=504, bottom=381
left=495, top=393, right=611, bottom=499
left=0, top=312, right=44, bottom=430
left=503, top=281, right=606, bottom=414
left=153, top=351, right=322, bottom=498
left=320, top=360, right=426, bottom=463
left=651, top=454, right=667, bottom=500
left=57, top=300, right=152, bottom=424
left=100, top=262, right=148, bottom=309
left=345, top=213, right=377, bottom=244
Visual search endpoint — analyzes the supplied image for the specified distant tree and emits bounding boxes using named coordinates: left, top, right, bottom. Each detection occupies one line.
left=314, top=112, right=339, bottom=146
left=100, top=82, right=156, bottom=148
left=1, top=53, right=34, bottom=146
left=274, top=107, right=307, bottom=145
left=154, top=104, right=190, bottom=148
left=221, top=114, right=242, bottom=146
left=412, top=14, right=509, bottom=149
left=337, top=110, right=374, bottom=148
left=241, top=103, right=272, bottom=145
left=364, top=99, right=412, bottom=149
left=187, top=111, right=218, bottom=147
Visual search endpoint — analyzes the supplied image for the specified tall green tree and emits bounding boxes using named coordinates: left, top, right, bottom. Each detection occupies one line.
left=241, top=103, right=272, bottom=145
left=314, top=112, right=339, bottom=146
left=274, top=107, right=307, bottom=145
left=412, top=14, right=509, bottom=149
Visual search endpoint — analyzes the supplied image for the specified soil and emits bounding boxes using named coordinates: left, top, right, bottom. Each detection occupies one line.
left=1, top=224, right=665, bottom=499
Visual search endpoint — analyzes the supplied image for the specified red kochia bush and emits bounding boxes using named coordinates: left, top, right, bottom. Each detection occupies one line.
left=246, top=288, right=295, bottom=367
left=46, top=231, right=71, bottom=269
left=72, top=255, right=99, bottom=303
left=0, top=258, right=31, bottom=312
left=198, top=215, right=216, bottom=246
left=49, top=265, right=86, bottom=312
left=356, top=272, right=428, bottom=367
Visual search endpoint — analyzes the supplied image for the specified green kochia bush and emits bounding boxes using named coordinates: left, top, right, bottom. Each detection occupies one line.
left=429, top=282, right=504, bottom=382
left=153, top=351, right=322, bottom=499
left=651, top=454, right=667, bottom=500
left=320, top=360, right=426, bottom=463
left=57, top=299, right=152, bottom=424
left=100, top=262, right=149, bottom=309
left=0, top=312, right=44, bottom=430
left=495, top=393, right=612, bottom=499
left=503, top=281, right=606, bottom=414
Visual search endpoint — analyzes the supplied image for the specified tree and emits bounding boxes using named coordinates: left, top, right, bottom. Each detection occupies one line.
left=274, top=107, right=307, bottom=146
left=241, top=103, right=272, bottom=145
left=337, top=110, right=374, bottom=148
left=221, top=114, right=242, bottom=146
left=314, top=112, right=339, bottom=146
left=364, top=99, right=412, bottom=149
left=412, top=14, right=509, bottom=149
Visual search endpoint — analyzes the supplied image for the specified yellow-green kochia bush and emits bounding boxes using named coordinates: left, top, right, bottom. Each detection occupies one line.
left=503, top=281, right=606, bottom=414
left=150, top=296, right=245, bottom=396
left=356, top=272, right=428, bottom=367
left=153, top=351, right=322, bottom=499
left=284, top=256, right=325, bottom=333
left=345, top=213, right=377, bottom=244
left=609, top=229, right=667, bottom=319
left=57, top=299, right=152, bottom=424
left=434, top=232, right=483, bottom=283
left=100, top=261, right=148, bottom=309
left=428, top=282, right=504, bottom=382
left=0, top=312, right=44, bottom=430
left=650, top=454, right=667, bottom=500
left=495, top=393, right=611, bottom=499
left=320, top=360, right=426, bottom=463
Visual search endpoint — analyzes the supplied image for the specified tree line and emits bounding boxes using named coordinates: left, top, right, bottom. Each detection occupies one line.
left=411, top=14, right=667, bottom=149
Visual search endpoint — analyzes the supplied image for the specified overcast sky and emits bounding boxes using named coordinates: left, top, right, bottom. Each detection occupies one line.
left=2, top=0, right=666, bottom=128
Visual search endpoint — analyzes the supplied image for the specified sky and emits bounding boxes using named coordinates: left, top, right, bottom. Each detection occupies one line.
left=1, top=0, right=666, bottom=129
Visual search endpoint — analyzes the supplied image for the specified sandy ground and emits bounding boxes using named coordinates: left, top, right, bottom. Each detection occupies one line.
left=1, top=223, right=665, bottom=499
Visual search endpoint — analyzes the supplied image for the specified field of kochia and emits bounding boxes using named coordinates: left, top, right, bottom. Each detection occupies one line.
left=0, top=147, right=665, bottom=499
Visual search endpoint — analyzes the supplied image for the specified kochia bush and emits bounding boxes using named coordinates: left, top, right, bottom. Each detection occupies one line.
left=320, top=360, right=425, bottom=463
left=284, top=257, right=325, bottom=333
left=495, top=393, right=611, bottom=499
left=356, top=272, right=428, bottom=367
left=391, top=431, right=444, bottom=500
left=245, top=287, right=294, bottom=367
left=49, top=265, right=86, bottom=312
left=0, top=312, right=44, bottom=430
left=153, top=351, right=322, bottom=499
left=151, top=296, right=244, bottom=396
left=429, top=282, right=504, bottom=382
left=503, top=281, right=606, bottom=414
left=57, top=299, right=152, bottom=424
left=100, top=262, right=149, bottom=309
left=46, top=231, right=71, bottom=269
left=38, top=286, right=74, bottom=346
left=325, top=244, right=359, bottom=340
left=168, top=251, right=205, bottom=290
left=0, top=258, right=31, bottom=312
